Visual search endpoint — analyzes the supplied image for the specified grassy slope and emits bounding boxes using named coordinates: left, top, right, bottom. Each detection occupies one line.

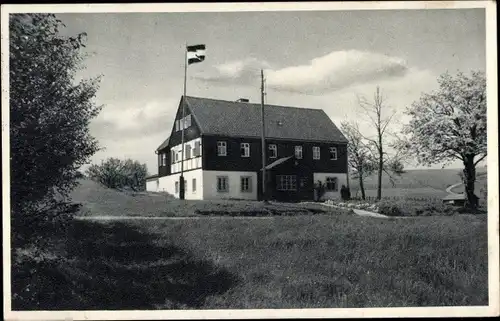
left=70, top=179, right=342, bottom=217
left=131, top=213, right=488, bottom=308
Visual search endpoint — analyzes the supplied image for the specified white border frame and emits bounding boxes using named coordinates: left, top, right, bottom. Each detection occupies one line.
left=2, top=1, right=498, bottom=319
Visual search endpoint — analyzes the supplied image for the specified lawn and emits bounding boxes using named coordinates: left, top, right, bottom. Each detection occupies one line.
left=12, top=210, right=488, bottom=309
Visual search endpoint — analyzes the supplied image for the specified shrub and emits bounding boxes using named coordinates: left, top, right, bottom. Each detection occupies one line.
left=377, top=198, right=459, bottom=217
left=86, top=158, right=148, bottom=191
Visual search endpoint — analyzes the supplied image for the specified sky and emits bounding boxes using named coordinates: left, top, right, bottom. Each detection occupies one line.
left=56, top=8, right=486, bottom=174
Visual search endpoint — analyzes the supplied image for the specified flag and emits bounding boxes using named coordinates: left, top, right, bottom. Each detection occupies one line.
left=187, top=44, right=206, bottom=65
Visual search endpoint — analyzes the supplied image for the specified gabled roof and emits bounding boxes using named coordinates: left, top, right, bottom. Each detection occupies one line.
left=156, top=137, right=170, bottom=152
left=185, top=96, right=348, bottom=143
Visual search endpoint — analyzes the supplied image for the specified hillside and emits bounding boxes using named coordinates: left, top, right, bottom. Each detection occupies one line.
left=348, top=167, right=487, bottom=199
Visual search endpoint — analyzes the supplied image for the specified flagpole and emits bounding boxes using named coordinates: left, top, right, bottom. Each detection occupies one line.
left=180, top=43, right=187, bottom=200
left=260, top=69, right=267, bottom=202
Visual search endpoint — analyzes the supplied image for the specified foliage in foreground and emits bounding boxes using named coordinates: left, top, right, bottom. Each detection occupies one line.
left=10, top=13, right=102, bottom=216
left=86, top=158, right=148, bottom=191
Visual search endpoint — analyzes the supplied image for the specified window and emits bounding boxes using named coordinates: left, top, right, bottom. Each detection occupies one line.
left=175, top=120, right=179, bottom=131
left=171, top=150, right=175, bottom=164
left=295, top=146, right=303, bottom=159
left=186, top=145, right=192, bottom=159
left=217, top=141, right=227, bottom=156
left=192, top=178, right=197, bottom=193
left=193, top=141, right=201, bottom=157
left=313, top=146, right=321, bottom=160
left=175, top=150, right=179, bottom=162
left=277, top=175, right=297, bottom=191
left=185, top=114, right=192, bottom=128
left=161, top=153, right=167, bottom=166
left=158, top=154, right=161, bottom=167
left=326, top=177, right=338, bottom=191
left=329, top=147, right=337, bottom=160
left=175, top=181, right=179, bottom=193
left=241, top=143, right=250, bottom=157
left=268, top=144, right=277, bottom=158
left=241, top=176, right=252, bottom=192
left=217, top=176, right=229, bottom=192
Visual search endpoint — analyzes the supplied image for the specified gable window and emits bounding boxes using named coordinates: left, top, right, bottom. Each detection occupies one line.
left=175, top=150, right=180, bottom=162
left=241, top=176, right=252, bottom=193
left=295, top=146, right=303, bottom=159
left=161, top=153, right=167, bottom=166
left=326, top=177, right=338, bottom=191
left=268, top=144, right=277, bottom=158
left=277, top=175, right=297, bottom=191
left=241, top=143, right=250, bottom=157
left=329, top=147, right=338, bottom=160
left=185, top=114, right=192, bottom=128
left=175, top=120, right=179, bottom=131
left=217, top=176, right=229, bottom=192
left=193, top=141, right=201, bottom=157
left=171, top=150, right=175, bottom=164
left=217, top=141, right=227, bottom=156
left=186, top=145, right=192, bottom=159
left=175, top=181, right=179, bottom=194
left=313, top=146, right=321, bottom=160
left=192, top=178, right=197, bottom=193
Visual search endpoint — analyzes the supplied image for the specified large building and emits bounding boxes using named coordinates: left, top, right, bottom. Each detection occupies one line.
left=146, top=96, right=348, bottom=202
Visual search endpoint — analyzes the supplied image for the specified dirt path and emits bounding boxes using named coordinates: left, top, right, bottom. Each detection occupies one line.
left=446, top=182, right=463, bottom=195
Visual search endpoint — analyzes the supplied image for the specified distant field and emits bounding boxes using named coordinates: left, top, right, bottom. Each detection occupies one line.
left=349, top=167, right=487, bottom=199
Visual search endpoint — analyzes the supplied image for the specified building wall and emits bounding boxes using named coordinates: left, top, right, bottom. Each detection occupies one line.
left=203, top=170, right=258, bottom=200
left=202, top=135, right=348, bottom=174
left=170, top=137, right=203, bottom=174
left=313, top=172, right=348, bottom=201
left=146, top=178, right=159, bottom=192
left=157, top=169, right=204, bottom=200
left=157, top=97, right=202, bottom=177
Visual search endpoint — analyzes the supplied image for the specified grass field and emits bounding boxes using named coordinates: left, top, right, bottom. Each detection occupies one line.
left=12, top=212, right=488, bottom=309
left=12, top=170, right=489, bottom=309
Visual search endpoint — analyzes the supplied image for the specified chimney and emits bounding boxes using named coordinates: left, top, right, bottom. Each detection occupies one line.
left=236, top=98, right=249, bottom=103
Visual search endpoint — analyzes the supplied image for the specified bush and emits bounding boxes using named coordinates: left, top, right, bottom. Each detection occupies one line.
left=10, top=14, right=101, bottom=217
left=378, top=198, right=458, bottom=217
left=86, top=158, right=148, bottom=191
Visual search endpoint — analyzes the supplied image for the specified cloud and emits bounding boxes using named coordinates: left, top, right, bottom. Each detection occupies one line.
left=195, top=57, right=271, bottom=85
left=196, top=50, right=409, bottom=94
left=90, top=98, right=178, bottom=140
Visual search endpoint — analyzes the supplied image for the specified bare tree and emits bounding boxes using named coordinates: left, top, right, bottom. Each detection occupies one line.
left=354, top=86, right=404, bottom=200
left=341, top=121, right=375, bottom=200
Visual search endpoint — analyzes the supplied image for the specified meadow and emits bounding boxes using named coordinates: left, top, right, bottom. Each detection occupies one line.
left=11, top=168, right=489, bottom=310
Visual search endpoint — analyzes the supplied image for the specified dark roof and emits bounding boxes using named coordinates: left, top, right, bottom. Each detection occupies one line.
left=261, top=156, right=293, bottom=170
left=156, top=137, right=170, bottom=152
left=185, top=96, right=347, bottom=143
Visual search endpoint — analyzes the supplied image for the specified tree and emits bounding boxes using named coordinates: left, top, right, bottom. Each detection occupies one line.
left=86, top=158, right=149, bottom=191
left=341, top=121, right=375, bottom=200
left=401, top=71, right=486, bottom=208
left=354, top=86, right=404, bottom=200
left=10, top=14, right=102, bottom=215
